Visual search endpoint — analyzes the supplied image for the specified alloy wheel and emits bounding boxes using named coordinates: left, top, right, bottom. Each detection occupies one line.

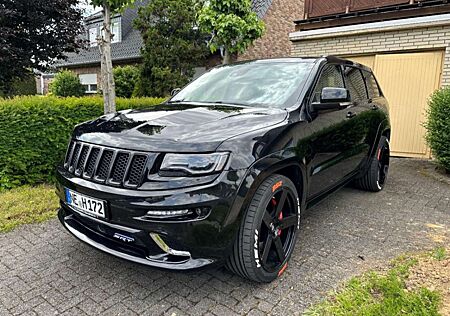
left=378, top=140, right=390, bottom=187
left=258, top=188, right=298, bottom=273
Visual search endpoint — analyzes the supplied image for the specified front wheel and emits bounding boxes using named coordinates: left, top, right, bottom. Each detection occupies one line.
left=355, top=136, right=390, bottom=192
left=226, top=175, right=300, bottom=283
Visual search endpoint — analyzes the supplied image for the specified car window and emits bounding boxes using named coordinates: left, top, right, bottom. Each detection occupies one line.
left=345, top=67, right=367, bottom=102
left=170, top=62, right=314, bottom=109
left=312, top=65, right=345, bottom=103
left=363, top=71, right=381, bottom=99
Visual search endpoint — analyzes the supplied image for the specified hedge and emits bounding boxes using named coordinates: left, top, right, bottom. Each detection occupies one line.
left=0, top=96, right=166, bottom=190
left=425, top=87, right=450, bottom=172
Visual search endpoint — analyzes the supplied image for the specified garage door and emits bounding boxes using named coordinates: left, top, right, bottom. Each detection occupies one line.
left=346, top=52, right=443, bottom=158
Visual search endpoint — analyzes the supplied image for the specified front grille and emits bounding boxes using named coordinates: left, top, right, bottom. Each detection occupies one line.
left=64, top=140, right=152, bottom=189
left=127, top=155, right=148, bottom=186
left=96, top=150, right=114, bottom=181
left=84, top=147, right=101, bottom=178
left=69, top=143, right=81, bottom=172
left=110, top=152, right=130, bottom=184
left=75, top=145, right=89, bottom=176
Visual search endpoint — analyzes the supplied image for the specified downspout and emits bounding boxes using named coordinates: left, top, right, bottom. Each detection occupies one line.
left=40, top=74, right=44, bottom=95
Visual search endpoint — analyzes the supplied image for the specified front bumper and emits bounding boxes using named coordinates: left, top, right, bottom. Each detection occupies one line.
left=56, top=167, right=246, bottom=270
left=58, top=208, right=213, bottom=269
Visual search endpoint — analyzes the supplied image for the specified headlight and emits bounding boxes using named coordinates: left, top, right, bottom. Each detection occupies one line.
left=159, top=153, right=229, bottom=176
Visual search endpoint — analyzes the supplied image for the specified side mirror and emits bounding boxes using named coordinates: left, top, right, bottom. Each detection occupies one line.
left=312, top=87, right=351, bottom=112
left=171, top=88, right=181, bottom=97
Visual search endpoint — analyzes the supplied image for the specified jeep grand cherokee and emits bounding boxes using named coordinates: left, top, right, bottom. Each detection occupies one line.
left=57, top=57, right=390, bottom=283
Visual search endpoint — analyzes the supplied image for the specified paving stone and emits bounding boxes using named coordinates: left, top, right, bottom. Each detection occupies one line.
left=0, top=159, right=449, bottom=315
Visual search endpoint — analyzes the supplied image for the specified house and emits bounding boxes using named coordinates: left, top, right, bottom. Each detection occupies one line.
left=240, top=0, right=305, bottom=60
left=290, top=0, right=450, bottom=159
left=47, top=0, right=304, bottom=95
left=52, top=3, right=144, bottom=95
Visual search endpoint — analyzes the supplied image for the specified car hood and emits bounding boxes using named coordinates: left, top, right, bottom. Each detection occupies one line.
left=74, top=103, right=288, bottom=152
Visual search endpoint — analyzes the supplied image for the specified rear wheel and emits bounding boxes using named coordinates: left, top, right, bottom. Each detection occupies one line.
left=226, top=175, right=300, bottom=283
left=355, top=136, right=390, bottom=192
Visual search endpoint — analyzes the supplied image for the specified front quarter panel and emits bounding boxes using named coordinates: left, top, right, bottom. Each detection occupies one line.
left=218, top=115, right=310, bottom=238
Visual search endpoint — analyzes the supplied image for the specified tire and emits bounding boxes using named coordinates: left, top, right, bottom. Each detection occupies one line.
left=226, top=174, right=301, bottom=283
left=355, top=136, right=390, bottom=192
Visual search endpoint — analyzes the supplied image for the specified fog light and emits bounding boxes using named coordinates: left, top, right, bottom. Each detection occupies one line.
left=194, top=207, right=210, bottom=217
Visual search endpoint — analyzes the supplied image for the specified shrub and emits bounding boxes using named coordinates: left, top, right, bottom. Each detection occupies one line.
left=0, top=95, right=166, bottom=190
left=12, top=75, right=37, bottom=96
left=114, top=65, right=139, bottom=98
left=0, top=75, right=37, bottom=98
left=425, top=88, right=450, bottom=172
left=50, top=70, right=85, bottom=97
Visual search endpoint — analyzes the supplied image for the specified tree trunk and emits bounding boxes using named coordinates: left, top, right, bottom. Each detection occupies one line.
left=100, top=1, right=116, bottom=114
left=223, top=49, right=231, bottom=65
left=99, top=40, right=108, bottom=114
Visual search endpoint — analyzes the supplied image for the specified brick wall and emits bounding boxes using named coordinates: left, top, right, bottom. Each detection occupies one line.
left=35, top=75, right=55, bottom=95
left=69, top=65, right=103, bottom=89
left=291, top=24, right=450, bottom=86
left=239, top=0, right=305, bottom=60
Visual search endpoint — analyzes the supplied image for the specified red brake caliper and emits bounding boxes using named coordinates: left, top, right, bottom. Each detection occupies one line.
left=278, top=212, right=283, bottom=236
left=272, top=198, right=283, bottom=236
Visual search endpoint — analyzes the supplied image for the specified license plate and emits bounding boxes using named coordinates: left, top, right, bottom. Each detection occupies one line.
left=65, top=188, right=106, bottom=219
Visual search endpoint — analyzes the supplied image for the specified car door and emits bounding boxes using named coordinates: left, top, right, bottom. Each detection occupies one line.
left=304, top=64, right=354, bottom=198
left=341, top=66, right=374, bottom=170
left=361, top=69, right=390, bottom=158
left=304, top=64, right=371, bottom=199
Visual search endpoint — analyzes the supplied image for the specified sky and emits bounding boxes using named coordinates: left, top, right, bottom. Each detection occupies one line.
left=77, top=1, right=101, bottom=17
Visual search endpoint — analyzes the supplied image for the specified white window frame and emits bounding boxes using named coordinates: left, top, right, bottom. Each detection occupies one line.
left=111, top=17, right=122, bottom=43
left=79, top=74, right=98, bottom=94
left=88, top=27, right=98, bottom=47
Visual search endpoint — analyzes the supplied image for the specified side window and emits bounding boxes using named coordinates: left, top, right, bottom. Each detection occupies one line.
left=312, top=65, right=345, bottom=102
left=363, top=71, right=381, bottom=99
left=344, top=67, right=367, bottom=102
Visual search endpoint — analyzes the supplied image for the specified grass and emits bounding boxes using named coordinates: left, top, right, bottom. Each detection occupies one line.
left=0, top=184, right=59, bottom=233
left=432, top=247, right=447, bottom=261
left=305, top=256, right=442, bottom=316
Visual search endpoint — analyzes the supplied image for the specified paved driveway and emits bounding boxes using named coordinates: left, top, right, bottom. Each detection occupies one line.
left=1, top=159, right=449, bottom=316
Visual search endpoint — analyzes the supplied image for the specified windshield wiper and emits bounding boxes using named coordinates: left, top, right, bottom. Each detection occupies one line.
left=209, top=101, right=251, bottom=107
left=167, top=99, right=185, bottom=104
left=167, top=100, right=251, bottom=107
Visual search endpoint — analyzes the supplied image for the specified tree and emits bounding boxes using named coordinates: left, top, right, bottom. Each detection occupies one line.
left=134, top=0, right=208, bottom=97
left=89, top=0, right=134, bottom=113
left=50, top=70, right=85, bottom=97
left=0, top=75, right=36, bottom=98
left=113, top=65, right=139, bottom=98
left=198, top=0, right=265, bottom=64
left=0, top=0, right=84, bottom=96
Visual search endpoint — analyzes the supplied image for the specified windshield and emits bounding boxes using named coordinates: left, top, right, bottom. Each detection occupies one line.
left=170, top=61, right=314, bottom=108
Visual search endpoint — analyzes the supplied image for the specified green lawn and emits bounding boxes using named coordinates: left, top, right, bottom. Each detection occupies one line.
left=0, top=185, right=59, bottom=233
left=305, top=256, right=442, bottom=316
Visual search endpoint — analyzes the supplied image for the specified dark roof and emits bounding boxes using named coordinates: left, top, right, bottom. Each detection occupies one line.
left=252, top=0, right=274, bottom=18
left=56, top=0, right=274, bottom=68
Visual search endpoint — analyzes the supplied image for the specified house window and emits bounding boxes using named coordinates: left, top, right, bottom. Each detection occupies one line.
left=89, top=27, right=98, bottom=47
left=79, top=74, right=98, bottom=94
left=111, top=19, right=121, bottom=43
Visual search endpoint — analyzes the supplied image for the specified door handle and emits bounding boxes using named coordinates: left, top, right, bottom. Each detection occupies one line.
left=347, top=111, right=357, bottom=119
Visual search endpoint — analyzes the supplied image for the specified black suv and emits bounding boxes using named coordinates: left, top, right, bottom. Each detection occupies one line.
left=57, top=57, right=390, bottom=283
